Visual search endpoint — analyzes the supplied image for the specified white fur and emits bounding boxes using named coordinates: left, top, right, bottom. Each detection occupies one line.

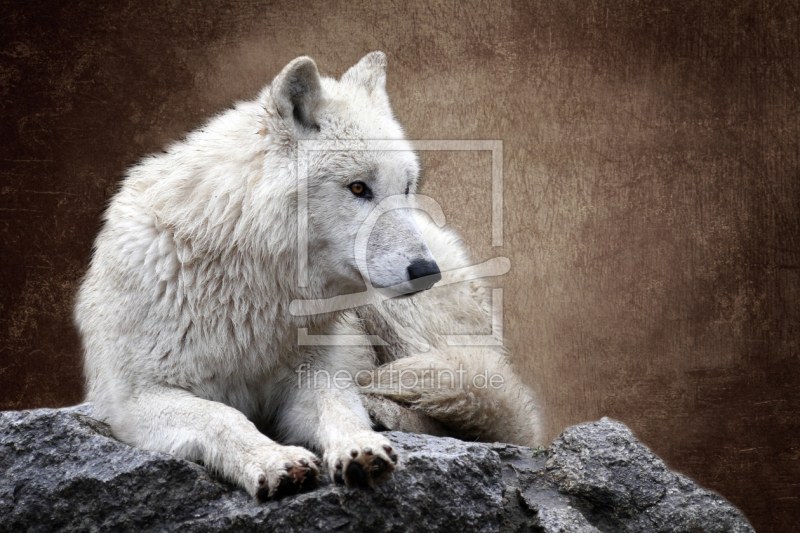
left=353, top=214, right=544, bottom=446
left=76, top=52, right=542, bottom=501
left=76, top=52, right=420, bottom=498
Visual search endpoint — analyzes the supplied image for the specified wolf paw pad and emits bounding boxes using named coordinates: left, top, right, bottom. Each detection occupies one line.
left=326, top=433, right=398, bottom=488
left=246, top=445, right=320, bottom=501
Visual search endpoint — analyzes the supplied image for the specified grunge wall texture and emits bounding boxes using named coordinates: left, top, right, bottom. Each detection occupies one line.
left=1, top=1, right=798, bottom=530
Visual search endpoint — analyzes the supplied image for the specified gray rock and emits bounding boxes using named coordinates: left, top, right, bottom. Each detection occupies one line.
left=543, top=418, right=754, bottom=533
left=0, top=406, right=753, bottom=533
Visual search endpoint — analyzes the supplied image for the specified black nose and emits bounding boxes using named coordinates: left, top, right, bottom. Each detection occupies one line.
left=407, top=259, right=442, bottom=293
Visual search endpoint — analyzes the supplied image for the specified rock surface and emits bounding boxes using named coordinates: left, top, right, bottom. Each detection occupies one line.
left=0, top=404, right=753, bottom=532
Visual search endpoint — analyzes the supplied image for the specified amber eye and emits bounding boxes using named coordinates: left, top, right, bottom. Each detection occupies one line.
left=348, top=181, right=372, bottom=199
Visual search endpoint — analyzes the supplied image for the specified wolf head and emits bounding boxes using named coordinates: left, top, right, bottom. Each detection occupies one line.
left=265, top=52, right=441, bottom=298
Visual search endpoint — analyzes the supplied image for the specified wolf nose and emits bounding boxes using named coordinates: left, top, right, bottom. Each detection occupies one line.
left=407, top=259, right=442, bottom=292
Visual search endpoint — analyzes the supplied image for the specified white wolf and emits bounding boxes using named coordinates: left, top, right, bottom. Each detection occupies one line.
left=75, top=51, right=542, bottom=501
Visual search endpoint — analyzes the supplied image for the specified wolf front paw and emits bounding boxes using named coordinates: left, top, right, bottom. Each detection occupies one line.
left=244, top=444, right=321, bottom=501
left=325, top=432, right=398, bottom=488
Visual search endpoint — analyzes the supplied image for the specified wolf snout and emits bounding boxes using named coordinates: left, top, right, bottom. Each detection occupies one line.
left=407, top=259, right=441, bottom=292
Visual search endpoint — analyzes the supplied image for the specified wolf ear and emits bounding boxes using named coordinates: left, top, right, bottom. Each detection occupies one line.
left=270, top=56, right=322, bottom=130
left=341, top=51, right=387, bottom=94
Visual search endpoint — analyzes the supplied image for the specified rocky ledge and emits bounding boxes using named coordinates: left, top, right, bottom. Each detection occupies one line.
left=0, top=404, right=752, bottom=532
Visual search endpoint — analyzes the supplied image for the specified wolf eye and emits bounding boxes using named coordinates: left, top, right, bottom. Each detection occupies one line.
left=348, top=181, right=372, bottom=199
left=405, top=184, right=410, bottom=195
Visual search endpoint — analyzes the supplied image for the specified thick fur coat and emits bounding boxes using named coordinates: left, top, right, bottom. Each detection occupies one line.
left=75, top=52, right=541, bottom=500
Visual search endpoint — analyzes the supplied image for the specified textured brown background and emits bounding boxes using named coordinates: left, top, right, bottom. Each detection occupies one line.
left=2, top=0, right=798, bottom=530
